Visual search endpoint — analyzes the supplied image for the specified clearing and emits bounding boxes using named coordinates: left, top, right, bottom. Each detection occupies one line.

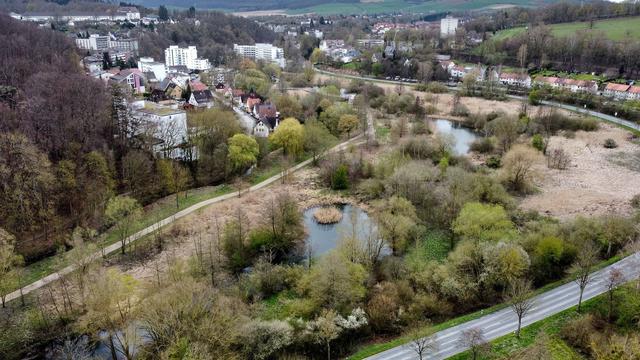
left=520, top=123, right=640, bottom=219
left=493, top=16, right=640, bottom=41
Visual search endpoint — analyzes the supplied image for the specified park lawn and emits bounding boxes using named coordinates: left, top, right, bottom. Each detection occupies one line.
left=493, top=16, right=640, bottom=42
left=288, top=0, right=541, bottom=15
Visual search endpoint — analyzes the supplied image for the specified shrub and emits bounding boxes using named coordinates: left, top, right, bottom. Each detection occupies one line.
left=470, top=138, right=495, bottom=154
left=547, top=148, right=571, bottom=170
left=401, top=137, right=440, bottom=161
left=412, top=120, right=429, bottom=135
left=426, top=82, right=449, bottom=93
left=331, top=164, right=350, bottom=190
left=631, top=194, right=640, bottom=209
left=531, top=134, right=545, bottom=152
left=313, top=207, right=343, bottom=224
left=486, top=155, right=501, bottom=168
left=451, top=102, right=470, bottom=117
left=603, top=138, right=618, bottom=148
left=561, top=314, right=596, bottom=352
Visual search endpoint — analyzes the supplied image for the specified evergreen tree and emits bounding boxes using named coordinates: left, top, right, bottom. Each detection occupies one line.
left=159, top=5, right=169, bottom=21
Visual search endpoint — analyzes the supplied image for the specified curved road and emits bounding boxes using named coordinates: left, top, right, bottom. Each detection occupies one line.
left=5, top=134, right=362, bottom=304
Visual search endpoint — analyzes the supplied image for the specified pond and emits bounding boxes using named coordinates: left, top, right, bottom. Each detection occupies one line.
left=302, top=204, right=390, bottom=260
left=45, top=327, right=151, bottom=360
left=432, top=119, right=480, bottom=155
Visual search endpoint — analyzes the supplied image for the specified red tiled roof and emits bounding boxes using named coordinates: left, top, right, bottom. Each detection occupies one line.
left=534, top=76, right=559, bottom=84
left=629, top=86, right=640, bottom=94
left=500, top=72, right=530, bottom=80
left=605, top=83, right=631, bottom=92
left=189, top=80, right=208, bottom=91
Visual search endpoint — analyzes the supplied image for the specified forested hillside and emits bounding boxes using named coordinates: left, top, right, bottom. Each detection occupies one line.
left=139, top=11, right=276, bottom=63
left=0, top=14, right=113, bottom=260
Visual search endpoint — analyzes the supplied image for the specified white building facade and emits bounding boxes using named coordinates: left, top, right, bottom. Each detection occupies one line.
left=138, top=57, right=167, bottom=81
left=164, top=45, right=211, bottom=71
left=440, top=16, right=459, bottom=37
left=233, top=43, right=286, bottom=68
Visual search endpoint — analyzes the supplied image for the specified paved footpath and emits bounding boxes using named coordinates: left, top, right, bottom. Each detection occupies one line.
left=5, top=135, right=361, bottom=304
left=367, top=253, right=640, bottom=360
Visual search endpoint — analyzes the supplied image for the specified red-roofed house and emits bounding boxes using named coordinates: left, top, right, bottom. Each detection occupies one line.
left=604, top=83, right=631, bottom=100
left=499, top=72, right=532, bottom=88
left=189, top=80, right=208, bottom=92
left=628, top=86, right=640, bottom=100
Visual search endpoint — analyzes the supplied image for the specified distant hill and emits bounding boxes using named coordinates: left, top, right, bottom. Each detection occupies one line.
left=131, top=0, right=549, bottom=15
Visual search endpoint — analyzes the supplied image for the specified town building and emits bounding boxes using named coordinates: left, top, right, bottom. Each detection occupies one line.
left=10, top=6, right=140, bottom=23
left=189, top=90, right=215, bottom=109
left=603, top=83, right=631, bottom=100
left=499, top=72, right=532, bottom=88
left=129, top=100, right=189, bottom=159
left=76, top=34, right=110, bottom=51
left=138, top=57, right=167, bottom=82
left=164, top=45, right=211, bottom=71
left=109, top=69, right=146, bottom=94
left=233, top=43, right=286, bottom=68
left=440, top=16, right=459, bottom=38
left=533, top=76, right=598, bottom=93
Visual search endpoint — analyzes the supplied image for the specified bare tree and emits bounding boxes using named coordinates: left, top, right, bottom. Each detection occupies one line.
left=572, top=242, right=599, bottom=312
left=459, top=328, right=490, bottom=360
left=405, top=327, right=438, bottom=360
left=606, top=268, right=625, bottom=321
left=507, top=279, right=535, bottom=339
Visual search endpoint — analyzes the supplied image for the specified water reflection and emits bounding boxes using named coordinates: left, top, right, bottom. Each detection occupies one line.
left=432, top=119, right=479, bottom=155
left=302, top=204, right=390, bottom=259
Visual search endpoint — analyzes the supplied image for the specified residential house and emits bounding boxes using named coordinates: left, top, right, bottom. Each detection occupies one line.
left=245, top=93, right=262, bottom=113
left=109, top=69, right=145, bottom=93
left=534, top=77, right=597, bottom=93
left=129, top=100, right=189, bottom=159
left=253, top=103, right=280, bottom=137
left=629, top=86, right=640, bottom=100
left=499, top=72, right=532, bottom=88
left=559, top=79, right=598, bottom=93
left=189, top=90, right=214, bottom=108
left=533, top=76, right=561, bottom=89
left=450, top=65, right=485, bottom=81
left=603, top=83, right=631, bottom=100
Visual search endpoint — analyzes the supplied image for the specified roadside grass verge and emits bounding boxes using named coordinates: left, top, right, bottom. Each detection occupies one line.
left=346, top=254, right=622, bottom=360
left=448, top=295, right=605, bottom=359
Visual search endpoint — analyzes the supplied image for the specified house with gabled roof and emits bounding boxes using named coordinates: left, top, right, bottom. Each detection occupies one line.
left=604, top=83, right=631, bottom=100
left=188, top=90, right=214, bottom=108
left=499, top=72, right=531, bottom=88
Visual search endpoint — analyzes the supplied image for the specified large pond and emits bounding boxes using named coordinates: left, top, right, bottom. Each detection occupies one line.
left=432, top=119, right=479, bottom=155
left=302, top=204, right=390, bottom=259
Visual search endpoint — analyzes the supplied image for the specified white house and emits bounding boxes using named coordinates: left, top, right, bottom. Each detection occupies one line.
left=138, top=57, right=167, bottom=81
left=603, top=83, right=631, bottom=100
left=499, top=72, right=532, bottom=88
left=130, top=100, right=190, bottom=159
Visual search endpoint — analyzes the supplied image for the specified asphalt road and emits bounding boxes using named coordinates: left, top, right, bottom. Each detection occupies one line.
left=5, top=134, right=362, bottom=304
left=367, top=252, right=640, bottom=360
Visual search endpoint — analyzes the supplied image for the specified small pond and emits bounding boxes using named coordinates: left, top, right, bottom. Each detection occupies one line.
left=302, top=204, right=390, bottom=259
left=432, top=119, right=480, bottom=155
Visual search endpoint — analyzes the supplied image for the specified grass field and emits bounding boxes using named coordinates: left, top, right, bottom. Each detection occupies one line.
left=493, top=16, right=640, bottom=41
left=287, top=0, right=543, bottom=15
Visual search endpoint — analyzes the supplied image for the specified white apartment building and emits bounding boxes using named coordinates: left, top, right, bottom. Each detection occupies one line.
left=76, top=34, right=110, bottom=51
left=10, top=7, right=140, bottom=23
left=138, top=57, right=167, bottom=81
left=109, top=38, right=139, bottom=53
left=164, top=45, right=211, bottom=71
left=233, top=43, right=286, bottom=68
left=440, top=16, right=459, bottom=38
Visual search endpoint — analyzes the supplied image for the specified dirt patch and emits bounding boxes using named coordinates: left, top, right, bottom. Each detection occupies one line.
left=520, top=124, right=640, bottom=219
